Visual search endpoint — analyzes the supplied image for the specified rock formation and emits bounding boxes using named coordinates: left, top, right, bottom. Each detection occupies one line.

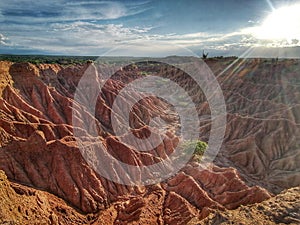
left=0, top=57, right=299, bottom=224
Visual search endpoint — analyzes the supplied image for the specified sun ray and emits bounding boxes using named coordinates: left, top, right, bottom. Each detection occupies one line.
left=246, top=3, right=300, bottom=44
left=265, top=0, right=276, bottom=11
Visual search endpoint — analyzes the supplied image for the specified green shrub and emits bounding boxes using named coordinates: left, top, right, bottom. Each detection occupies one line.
left=140, top=71, right=149, bottom=76
left=181, top=140, right=208, bottom=161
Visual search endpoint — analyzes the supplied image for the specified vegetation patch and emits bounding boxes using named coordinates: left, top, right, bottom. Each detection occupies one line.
left=181, top=140, right=208, bottom=162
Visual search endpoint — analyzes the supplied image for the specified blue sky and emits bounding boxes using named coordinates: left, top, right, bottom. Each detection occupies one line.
left=0, top=0, right=300, bottom=57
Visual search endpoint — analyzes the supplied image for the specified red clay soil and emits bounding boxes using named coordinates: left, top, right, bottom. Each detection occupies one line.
left=0, top=58, right=299, bottom=224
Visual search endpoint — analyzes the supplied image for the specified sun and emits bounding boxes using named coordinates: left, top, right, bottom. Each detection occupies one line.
left=251, top=3, right=300, bottom=42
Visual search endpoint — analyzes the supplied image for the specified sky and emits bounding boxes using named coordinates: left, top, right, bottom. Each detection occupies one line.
left=0, top=0, right=300, bottom=57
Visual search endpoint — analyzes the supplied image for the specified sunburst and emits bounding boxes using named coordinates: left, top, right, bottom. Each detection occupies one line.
left=249, top=3, right=300, bottom=42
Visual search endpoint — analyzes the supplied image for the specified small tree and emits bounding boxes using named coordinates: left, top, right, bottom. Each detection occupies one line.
left=181, top=140, right=208, bottom=162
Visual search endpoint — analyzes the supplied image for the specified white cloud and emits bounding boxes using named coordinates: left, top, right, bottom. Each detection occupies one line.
left=0, top=34, right=9, bottom=45
left=0, top=0, right=250, bottom=56
left=63, top=1, right=128, bottom=20
left=1, top=0, right=299, bottom=57
left=0, top=21, right=268, bottom=56
left=0, top=22, right=156, bottom=55
left=0, top=0, right=150, bottom=23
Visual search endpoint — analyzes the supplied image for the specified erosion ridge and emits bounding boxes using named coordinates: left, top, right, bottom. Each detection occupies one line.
left=208, top=58, right=300, bottom=193
left=0, top=170, right=88, bottom=224
left=0, top=58, right=299, bottom=224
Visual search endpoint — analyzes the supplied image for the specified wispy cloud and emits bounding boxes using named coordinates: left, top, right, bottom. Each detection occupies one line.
left=0, top=0, right=154, bottom=54
left=0, top=21, right=155, bottom=55
left=0, top=33, right=9, bottom=45
left=1, top=19, right=298, bottom=56
left=1, top=0, right=300, bottom=57
left=0, top=0, right=150, bottom=23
